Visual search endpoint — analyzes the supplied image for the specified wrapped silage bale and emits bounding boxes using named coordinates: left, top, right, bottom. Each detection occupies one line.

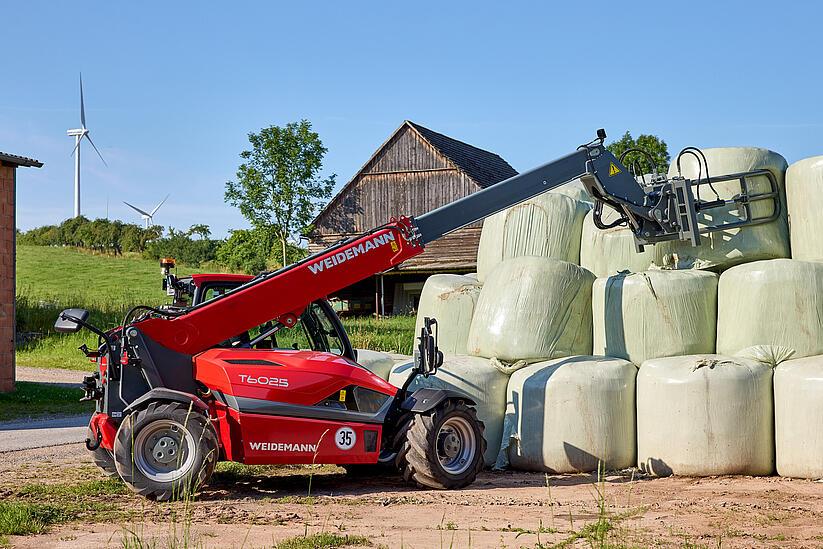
left=786, top=156, right=823, bottom=261
left=355, top=349, right=395, bottom=381
left=467, top=257, right=595, bottom=362
left=548, top=178, right=592, bottom=204
left=580, top=207, right=679, bottom=277
left=388, top=355, right=508, bottom=466
left=774, top=355, right=823, bottom=479
left=717, top=259, right=823, bottom=359
left=499, top=356, right=636, bottom=473
left=592, top=270, right=718, bottom=365
left=476, top=192, right=589, bottom=282
left=667, top=147, right=789, bottom=270
left=414, top=274, right=481, bottom=355
left=637, top=354, right=774, bottom=476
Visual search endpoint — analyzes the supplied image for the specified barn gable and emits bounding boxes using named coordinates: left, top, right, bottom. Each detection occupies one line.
left=307, top=121, right=516, bottom=315
left=312, top=121, right=516, bottom=237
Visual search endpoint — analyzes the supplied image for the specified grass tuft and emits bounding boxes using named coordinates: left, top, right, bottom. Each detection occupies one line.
left=275, top=532, right=371, bottom=549
left=0, top=501, right=68, bottom=535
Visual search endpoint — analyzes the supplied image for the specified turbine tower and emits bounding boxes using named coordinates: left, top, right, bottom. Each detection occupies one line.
left=123, top=195, right=170, bottom=228
left=67, top=74, right=106, bottom=218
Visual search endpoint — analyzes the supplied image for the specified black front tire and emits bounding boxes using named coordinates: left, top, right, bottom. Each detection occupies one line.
left=395, top=400, right=485, bottom=490
left=87, top=428, right=119, bottom=478
left=114, top=401, right=218, bottom=501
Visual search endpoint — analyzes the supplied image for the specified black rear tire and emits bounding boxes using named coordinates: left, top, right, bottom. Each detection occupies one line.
left=87, top=428, right=119, bottom=478
left=114, top=401, right=218, bottom=501
left=395, top=400, right=485, bottom=490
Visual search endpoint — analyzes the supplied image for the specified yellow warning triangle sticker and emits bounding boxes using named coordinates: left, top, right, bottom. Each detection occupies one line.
left=608, top=162, right=621, bottom=176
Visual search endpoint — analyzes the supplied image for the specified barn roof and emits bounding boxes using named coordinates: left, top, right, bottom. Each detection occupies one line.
left=313, top=120, right=516, bottom=224
left=0, top=151, right=42, bottom=168
left=405, top=121, right=517, bottom=188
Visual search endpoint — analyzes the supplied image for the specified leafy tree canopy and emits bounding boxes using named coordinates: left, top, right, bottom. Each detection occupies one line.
left=225, top=120, right=335, bottom=267
left=606, top=131, right=670, bottom=176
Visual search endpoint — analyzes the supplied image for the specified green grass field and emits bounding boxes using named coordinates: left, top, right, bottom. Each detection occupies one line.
left=15, top=245, right=414, bottom=370
left=0, top=382, right=93, bottom=421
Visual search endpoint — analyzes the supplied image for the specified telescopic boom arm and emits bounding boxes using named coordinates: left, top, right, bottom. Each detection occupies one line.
left=136, top=129, right=778, bottom=356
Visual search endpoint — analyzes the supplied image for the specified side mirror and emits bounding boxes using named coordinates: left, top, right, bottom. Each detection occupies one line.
left=54, top=308, right=90, bottom=334
left=414, top=317, right=443, bottom=377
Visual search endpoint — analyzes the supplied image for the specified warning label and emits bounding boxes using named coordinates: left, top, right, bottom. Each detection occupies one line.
left=608, top=162, right=621, bottom=177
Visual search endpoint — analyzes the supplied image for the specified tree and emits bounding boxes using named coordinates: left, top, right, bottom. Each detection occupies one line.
left=187, top=224, right=211, bottom=240
left=215, top=229, right=269, bottom=274
left=606, top=131, right=670, bottom=175
left=225, top=120, right=336, bottom=267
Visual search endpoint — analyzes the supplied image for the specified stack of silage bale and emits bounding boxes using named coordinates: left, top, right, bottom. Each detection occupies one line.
left=628, top=148, right=790, bottom=477
left=773, top=157, right=823, bottom=479
left=396, top=145, right=823, bottom=479
left=397, top=185, right=637, bottom=471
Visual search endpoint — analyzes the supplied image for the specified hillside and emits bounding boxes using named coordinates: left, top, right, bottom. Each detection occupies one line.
left=14, top=245, right=414, bottom=369
left=16, top=244, right=194, bottom=304
left=15, top=245, right=198, bottom=369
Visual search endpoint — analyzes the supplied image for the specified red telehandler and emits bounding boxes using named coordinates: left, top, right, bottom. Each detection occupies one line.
left=56, top=130, right=779, bottom=500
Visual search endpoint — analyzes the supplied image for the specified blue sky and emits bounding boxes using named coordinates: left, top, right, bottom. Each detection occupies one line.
left=2, top=1, right=821, bottom=238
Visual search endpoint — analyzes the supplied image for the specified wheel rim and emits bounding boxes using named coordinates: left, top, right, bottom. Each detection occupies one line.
left=133, top=419, right=196, bottom=483
left=436, top=416, right=476, bottom=476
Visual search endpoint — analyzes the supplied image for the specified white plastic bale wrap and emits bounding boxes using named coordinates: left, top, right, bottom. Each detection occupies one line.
left=476, top=192, right=589, bottom=282
left=388, top=355, right=508, bottom=466
left=548, top=178, right=592, bottom=204
left=580, top=207, right=679, bottom=277
left=592, top=270, right=718, bottom=365
left=414, top=274, right=482, bottom=355
left=354, top=349, right=395, bottom=381
left=774, top=355, right=823, bottom=479
left=734, top=345, right=795, bottom=368
left=786, top=156, right=823, bottom=261
left=498, top=356, right=636, bottom=473
left=667, top=147, right=789, bottom=270
left=717, top=259, right=823, bottom=360
left=467, top=257, right=595, bottom=362
left=637, top=354, right=774, bottom=476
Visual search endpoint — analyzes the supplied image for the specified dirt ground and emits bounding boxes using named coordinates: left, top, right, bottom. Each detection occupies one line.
left=15, top=367, right=81, bottom=387
left=2, top=444, right=822, bottom=548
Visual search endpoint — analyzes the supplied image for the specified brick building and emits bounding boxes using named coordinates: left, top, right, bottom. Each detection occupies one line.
left=1, top=152, right=42, bottom=392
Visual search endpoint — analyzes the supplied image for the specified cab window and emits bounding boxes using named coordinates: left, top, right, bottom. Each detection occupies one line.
left=200, top=283, right=242, bottom=303
left=305, top=302, right=345, bottom=356
left=234, top=301, right=352, bottom=359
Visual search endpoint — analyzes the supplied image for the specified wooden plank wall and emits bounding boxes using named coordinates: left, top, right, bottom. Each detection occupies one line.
left=312, top=124, right=483, bottom=271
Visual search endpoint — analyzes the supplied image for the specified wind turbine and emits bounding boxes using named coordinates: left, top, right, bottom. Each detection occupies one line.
left=123, top=195, right=170, bottom=228
left=67, top=73, right=107, bottom=218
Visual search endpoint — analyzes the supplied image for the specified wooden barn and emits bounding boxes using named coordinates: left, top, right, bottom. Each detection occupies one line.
left=309, top=121, right=517, bottom=315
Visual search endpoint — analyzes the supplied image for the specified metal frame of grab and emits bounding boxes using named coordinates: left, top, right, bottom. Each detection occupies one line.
left=688, top=169, right=782, bottom=234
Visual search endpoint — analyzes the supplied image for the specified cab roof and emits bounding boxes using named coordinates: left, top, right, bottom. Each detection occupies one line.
left=189, top=273, right=254, bottom=287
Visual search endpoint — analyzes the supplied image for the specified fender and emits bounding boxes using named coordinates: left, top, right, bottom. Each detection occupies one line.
left=400, top=387, right=477, bottom=414
left=123, top=388, right=209, bottom=415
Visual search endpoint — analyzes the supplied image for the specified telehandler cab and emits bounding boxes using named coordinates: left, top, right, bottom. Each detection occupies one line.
left=56, top=130, right=779, bottom=500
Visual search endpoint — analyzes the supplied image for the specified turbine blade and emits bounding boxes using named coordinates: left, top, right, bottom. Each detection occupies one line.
left=80, top=73, right=86, bottom=128
left=150, top=194, right=170, bottom=215
left=84, top=133, right=107, bottom=167
left=123, top=201, right=151, bottom=217
left=70, top=136, right=81, bottom=156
